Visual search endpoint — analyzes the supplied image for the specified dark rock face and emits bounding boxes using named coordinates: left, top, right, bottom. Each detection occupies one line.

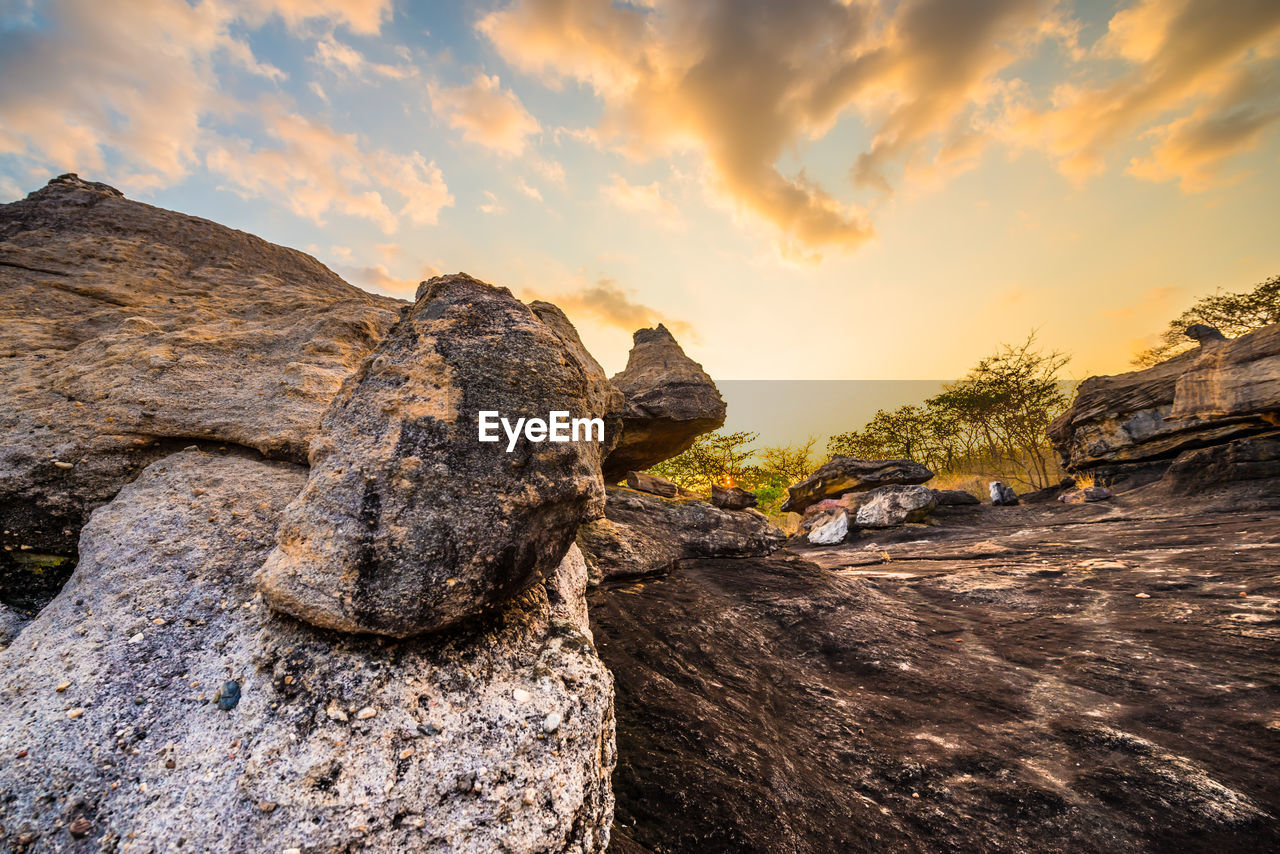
left=576, top=487, right=783, bottom=580
left=1049, top=322, right=1280, bottom=482
left=782, top=456, right=934, bottom=514
left=258, top=274, right=622, bottom=638
left=592, top=486, right=1280, bottom=852
left=602, top=325, right=726, bottom=483
left=0, top=452, right=616, bottom=852
left=0, top=174, right=401, bottom=603
left=1059, top=486, right=1114, bottom=504
left=1164, top=431, right=1280, bottom=494
left=933, top=488, right=981, bottom=506
left=710, top=484, right=757, bottom=510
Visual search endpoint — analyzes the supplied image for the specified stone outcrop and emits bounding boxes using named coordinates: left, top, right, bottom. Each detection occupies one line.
left=576, top=487, right=783, bottom=580
left=0, top=451, right=615, bottom=852
left=1058, top=486, right=1114, bottom=504
left=0, top=174, right=401, bottom=579
left=807, top=512, right=848, bottom=545
left=854, top=484, right=937, bottom=527
left=989, top=482, right=1019, bottom=506
left=781, top=457, right=934, bottom=514
left=602, top=325, right=726, bottom=482
left=624, top=471, right=680, bottom=499
left=710, top=484, right=757, bottom=510
left=1164, top=432, right=1280, bottom=494
left=258, top=274, right=622, bottom=638
left=932, top=488, right=981, bottom=506
left=1049, top=323, right=1280, bottom=484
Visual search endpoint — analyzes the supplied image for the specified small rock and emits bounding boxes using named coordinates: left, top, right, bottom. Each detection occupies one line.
left=543, top=711, right=563, bottom=733
left=325, top=700, right=348, bottom=722
left=356, top=706, right=377, bottom=720
left=68, top=816, right=91, bottom=837
left=711, top=484, right=758, bottom=511
left=66, top=708, right=84, bottom=719
left=215, top=680, right=240, bottom=711
left=512, top=688, right=532, bottom=703
left=129, top=632, right=144, bottom=643
left=989, top=482, right=1019, bottom=506
left=258, top=801, right=277, bottom=813
left=808, top=511, right=849, bottom=546
left=399, top=747, right=415, bottom=760
left=53, top=461, right=74, bottom=470
left=55, top=681, right=70, bottom=693
left=625, top=471, right=681, bottom=499
left=1135, top=593, right=1151, bottom=599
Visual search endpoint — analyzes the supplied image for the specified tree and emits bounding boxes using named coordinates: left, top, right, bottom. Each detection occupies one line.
left=649, top=430, right=759, bottom=493
left=1134, top=274, right=1280, bottom=366
left=755, top=437, right=820, bottom=486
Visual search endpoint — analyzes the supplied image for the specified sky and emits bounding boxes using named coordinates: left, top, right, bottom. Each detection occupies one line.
left=1, top=0, right=1278, bottom=386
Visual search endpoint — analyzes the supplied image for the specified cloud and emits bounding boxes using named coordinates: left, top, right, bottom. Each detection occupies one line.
left=1007, top=0, right=1280, bottom=186
left=207, top=106, right=453, bottom=232
left=339, top=262, right=440, bottom=298
left=430, top=73, right=540, bottom=156
left=478, top=190, right=505, bottom=214
left=602, top=173, right=678, bottom=221
left=313, top=35, right=415, bottom=79
left=242, top=0, right=392, bottom=36
left=527, top=278, right=694, bottom=340
left=515, top=176, right=543, bottom=201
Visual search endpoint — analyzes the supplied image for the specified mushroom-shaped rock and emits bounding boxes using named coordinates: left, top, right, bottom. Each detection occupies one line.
left=602, top=325, right=726, bottom=482
left=781, top=456, right=934, bottom=514
left=257, top=274, right=623, bottom=637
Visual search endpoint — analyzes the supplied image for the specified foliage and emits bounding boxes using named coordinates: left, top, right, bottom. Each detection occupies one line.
left=828, top=334, right=1071, bottom=489
left=1134, top=274, right=1280, bottom=366
left=648, top=433, right=821, bottom=513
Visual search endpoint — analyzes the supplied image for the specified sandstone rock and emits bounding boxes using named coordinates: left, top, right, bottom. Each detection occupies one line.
left=781, top=457, right=934, bottom=514
left=576, top=487, right=783, bottom=580
left=1164, top=432, right=1280, bottom=494
left=602, top=325, right=726, bottom=482
left=711, top=484, right=758, bottom=510
left=625, top=471, right=680, bottom=499
left=0, top=174, right=401, bottom=575
left=1058, top=486, right=1114, bottom=504
left=854, top=485, right=937, bottom=527
left=989, top=482, right=1019, bottom=506
left=258, top=274, right=621, bottom=638
left=932, top=489, right=981, bottom=506
left=807, top=511, right=849, bottom=545
left=0, top=452, right=615, bottom=852
left=1049, top=322, right=1280, bottom=482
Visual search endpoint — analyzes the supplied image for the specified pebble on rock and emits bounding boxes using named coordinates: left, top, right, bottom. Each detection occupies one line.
left=215, top=680, right=241, bottom=711
left=543, top=711, right=563, bottom=734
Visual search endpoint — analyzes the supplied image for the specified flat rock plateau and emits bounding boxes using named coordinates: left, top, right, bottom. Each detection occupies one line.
left=595, top=478, right=1280, bottom=853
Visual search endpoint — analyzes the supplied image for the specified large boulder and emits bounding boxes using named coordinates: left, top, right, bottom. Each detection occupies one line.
left=711, top=484, right=758, bottom=510
left=1049, top=323, right=1280, bottom=484
left=576, top=487, right=783, bottom=580
left=0, top=174, right=400, bottom=583
left=781, top=457, right=934, bottom=514
left=854, top=485, right=937, bottom=527
left=602, top=325, right=726, bottom=482
left=0, top=451, right=615, bottom=852
left=257, top=274, right=622, bottom=638
left=1163, top=431, right=1280, bottom=494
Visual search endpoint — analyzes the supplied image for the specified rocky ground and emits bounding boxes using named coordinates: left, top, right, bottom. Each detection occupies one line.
left=593, top=479, right=1280, bottom=853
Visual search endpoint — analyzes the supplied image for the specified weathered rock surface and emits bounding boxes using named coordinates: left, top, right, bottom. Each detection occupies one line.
left=592, top=480, right=1280, bottom=852
left=258, top=273, right=622, bottom=638
left=710, top=484, right=757, bottom=510
left=989, top=481, right=1019, bottom=506
left=624, top=471, right=680, bottom=499
left=781, top=456, right=934, bottom=514
left=1164, top=431, right=1280, bottom=494
left=807, top=511, right=848, bottom=545
left=576, top=487, right=783, bottom=580
left=933, top=488, right=981, bottom=506
left=0, top=174, right=401, bottom=591
left=854, top=484, right=937, bottom=527
left=602, top=325, right=726, bottom=482
left=0, top=451, right=615, bottom=852
left=1059, top=486, right=1114, bottom=504
left=1049, top=323, right=1280, bottom=483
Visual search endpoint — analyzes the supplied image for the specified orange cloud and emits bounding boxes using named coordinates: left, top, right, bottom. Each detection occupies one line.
left=430, top=73, right=540, bottom=157
left=602, top=174, right=679, bottom=221
left=525, top=278, right=695, bottom=340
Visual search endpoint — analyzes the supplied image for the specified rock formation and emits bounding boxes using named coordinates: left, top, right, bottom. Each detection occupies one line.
left=781, top=457, right=934, bottom=514
left=0, top=451, right=615, bottom=852
left=710, top=484, right=757, bottom=510
left=0, top=174, right=401, bottom=605
left=854, top=484, right=937, bottom=527
left=989, top=481, right=1019, bottom=506
left=576, top=487, right=783, bottom=581
left=1049, top=322, right=1280, bottom=486
left=932, top=488, right=981, bottom=506
left=807, top=511, right=848, bottom=545
left=257, top=274, right=623, bottom=638
left=602, top=325, right=726, bottom=482
left=624, top=471, right=681, bottom=499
